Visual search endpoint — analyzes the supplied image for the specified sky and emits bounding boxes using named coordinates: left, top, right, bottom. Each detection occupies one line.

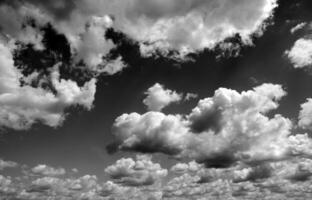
left=2, top=0, right=312, bottom=199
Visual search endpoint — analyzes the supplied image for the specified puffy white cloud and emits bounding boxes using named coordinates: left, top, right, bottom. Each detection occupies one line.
left=286, top=38, right=312, bottom=68
left=1, top=0, right=278, bottom=58
left=298, top=98, right=312, bottom=130
left=113, top=83, right=312, bottom=167
left=112, top=112, right=189, bottom=155
left=5, top=158, right=312, bottom=199
left=143, top=83, right=183, bottom=111
left=0, top=41, right=97, bottom=130
left=186, top=83, right=291, bottom=167
left=111, top=0, right=278, bottom=55
left=105, top=155, right=168, bottom=187
left=0, top=159, right=18, bottom=170
left=31, top=164, right=66, bottom=177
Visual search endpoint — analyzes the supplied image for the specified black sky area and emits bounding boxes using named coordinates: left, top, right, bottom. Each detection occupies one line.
left=1, top=0, right=312, bottom=180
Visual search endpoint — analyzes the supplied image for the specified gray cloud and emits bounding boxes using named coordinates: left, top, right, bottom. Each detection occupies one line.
left=105, top=155, right=168, bottom=187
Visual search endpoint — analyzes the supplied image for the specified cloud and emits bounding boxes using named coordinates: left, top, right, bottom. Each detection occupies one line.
left=113, top=0, right=278, bottom=56
left=31, top=164, right=66, bottom=177
left=105, top=155, right=168, bottom=187
left=112, top=112, right=189, bottom=155
left=298, top=98, right=312, bottom=130
left=290, top=22, right=307, bottom=34
left=143, top=83, right=183, bottom=111
left=0, top=41, right=96, bottom=130
left=0, top=159, right=18, bottom=170
left=0, top=0, right=278, bottom=58
left=170, top=161, right=202, bottom=175
left=71, top=15, right=116, bottom=70
left=112, top=83, right=312, bottom=168
left=4, top=158, right=312, bottom=199
left=286, top=38, right=312, bottom=68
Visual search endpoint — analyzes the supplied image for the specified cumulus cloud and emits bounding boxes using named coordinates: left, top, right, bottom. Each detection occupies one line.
left=112, top=83, right=312, bottom=168
left=4, top=158, right=312, bottom=199
left=286, top=38, right=312, bottom=68
left=298, top=98, right=312, bottom=130
left=143, top=83, right=183, bottom=111
left=105, top=155, right=168, bottom=187
left=170, top=161, right=202, bottom=175
left=31, top=164, right=66, bottom=177
left=0, top=40, right=96, bottom=130
left=0, top=159, right=18, bottom=170
left=113, top=0, right=278, bottom=55
left=0, top=0, right=278, bottom=58
left=112, top=112, right=189, bottom=155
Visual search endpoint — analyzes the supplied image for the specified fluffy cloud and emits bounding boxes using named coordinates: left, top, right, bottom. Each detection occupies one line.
left=286, top=38, right=312, bottom=68
left=112, top=83, right=312, bottom=168
left=0, top=0, right=277, bottom=58
left=112, top=0, right=278, bottom=55
left=4, top=158, right=312, bottom=199
left=298, top=98, right=312, bottom=130
left=143, top=83, right=183, bottom=111
left=105, top=155, right=168, bottom=187
left=112, top=112, right=189, bottom=155
left=31, top=164, right=66, bottom=177
left=0, top=41, right=96, bottom=130
left=0, top=159, right=17, bottom=170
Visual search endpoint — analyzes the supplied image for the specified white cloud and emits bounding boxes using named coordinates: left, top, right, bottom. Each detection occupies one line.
left=72, top=15, right=116, bottom=69
left=113, top=83, right=312, bottom=167
left=99, top=56, right=127, bottom=75
left=5, top=158, right=312, bottom=199
left=0, top=4, right=49, bottom=49
left=298, top=98, right=312, bottom=130
left=112, top=112, right=189, bottom=155
left=31, top=164, right=66, bottom=177
left=143, top=83, right=182, bottom=111
left=105, top=155, right=168, bottom=186
left=111, top=0, right=278, bottom=55
left=286, top=38, right=312, bottom=68
left=1, top=0, right=278, bottom=58
left=0, top=159, right=18, bottom=170
left=0, top=41, right=96, bottom=130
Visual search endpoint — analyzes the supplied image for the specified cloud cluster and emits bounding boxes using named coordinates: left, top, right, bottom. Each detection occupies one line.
left=112, top=83, right=312, bottom=168
left=3, top=157, right=312, bottom=199
left=0, top=41, right=96, bottom=130
left=0, top=0, right=280, bottom=130
left=113, top=0, right=278, bottom=55
left=105, top=155, right=168, bottom=187
left=0, top=0, right=277, bottom=58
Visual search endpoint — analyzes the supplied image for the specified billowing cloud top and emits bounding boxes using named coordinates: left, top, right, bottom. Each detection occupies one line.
left=0, top=0, right=278, bottom=130
left=112, top=83, right=312, bottom=168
